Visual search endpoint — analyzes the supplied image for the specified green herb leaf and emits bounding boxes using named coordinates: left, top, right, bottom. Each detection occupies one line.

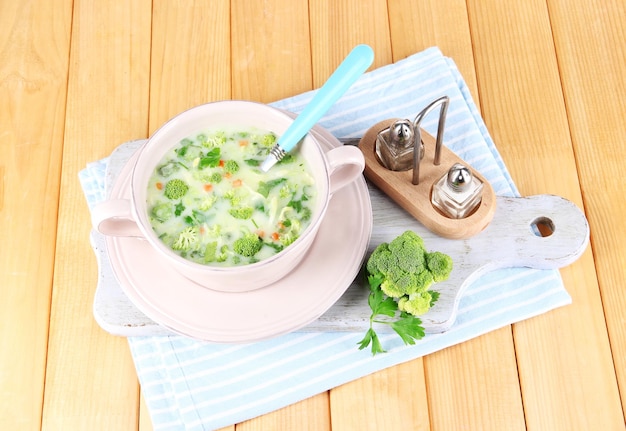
left=198, top=148, right=221, bottom=169
left=176, top=145, right=189, bottom=157
left=429, top=290, right=440, bottom=307
left=174, top=202, right=185, bottom=217
left=370, top=330, right=386, bottom=354
left=277, top=153, right=296, bottom=164
left=356, top=328, right=373, bottom=350
left=258, top=178, right=287, bottom=198
left=184, top=209, right=207, bottom=225
left=356, top=328, right=386, bottom=354
left=390, top=315, right=424, bottom=345
left=367, top=273, right=384, bottom=291
left=369, top=289, right=396, bottom=318
left=244, top=158, right=261, bottom=167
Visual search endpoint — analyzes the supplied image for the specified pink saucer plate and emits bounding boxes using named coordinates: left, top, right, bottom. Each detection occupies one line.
left=105, top=124, right=373, bottom=343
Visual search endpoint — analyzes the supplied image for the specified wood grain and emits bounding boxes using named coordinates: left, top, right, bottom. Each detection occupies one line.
left=467, top=0, right=625, bottom=429
left=231, top=0, right=312, bottom=103
left=331, top=361, right=430, bottom=430
left=387, top=0, right=479, bottom=98
left=149, top=0, right=231, bottom=131
left=547, top=0, right=626, bottom=414
left=308, top=0, right=392, bottom=81
left=0, top=1, right=71, bottom=429
left=1, top=0, right=623, bottom=430
left=426, top=329, right=526, bottom=431
left=238, top=393, right=330, bottom=431
left=41, top=0, right=151, bottom=429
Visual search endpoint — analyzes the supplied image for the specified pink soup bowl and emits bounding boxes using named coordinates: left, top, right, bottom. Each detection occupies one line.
left=91, top=100, right=365, bottom=292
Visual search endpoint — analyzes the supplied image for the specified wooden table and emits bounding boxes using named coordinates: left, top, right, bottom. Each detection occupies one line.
left=2, top=1, right=625, bottom=429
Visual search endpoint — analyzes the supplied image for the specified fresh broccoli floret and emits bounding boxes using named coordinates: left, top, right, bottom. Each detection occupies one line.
left=229, top=206, right=253, bottom=219
left=150, top=202, right=173, bottom=223
left=380, top=270, right=432, bottom=298
left=379, top=278, right=406, bottom=298
left=201, top=132, right=227, bottom=148
left=209, top=172, right=223, bottom=183
left=426, top=251, right=453, bottom=282
left=224, top=160, right=239, bottom=174
left=365, top=230, right=451, bottom=316
left=398, top=291, right=433, bottom=316
left=216, top=244, right=229, bottom=262
left=260, top=132, right=277, bottom=148
left=197, top=195, right=218, bottom=211
left=164, top=179, right=189, bottom=200
left=172, top=226, right=198, bottom=251
left=233, top=233, right=263, bottom=257
left=223, top=187, right=250, bottom=206
left=411, top=270, right=434, bottom=294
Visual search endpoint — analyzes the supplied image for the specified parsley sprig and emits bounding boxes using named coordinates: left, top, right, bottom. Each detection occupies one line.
left=357, top=273, right=431, bottom=355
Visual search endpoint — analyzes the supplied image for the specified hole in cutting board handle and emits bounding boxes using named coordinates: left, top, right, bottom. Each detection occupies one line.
left=531, top=216, right=555, bottom=237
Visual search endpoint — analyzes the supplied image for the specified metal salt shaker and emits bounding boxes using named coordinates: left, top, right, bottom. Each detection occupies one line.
left=374, top=119, right=424, bottom=171
left=431, top=163, right=484, bottom=218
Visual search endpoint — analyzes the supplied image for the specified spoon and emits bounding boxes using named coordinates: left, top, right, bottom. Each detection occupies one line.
left=260, top=44, right=374, bottom=172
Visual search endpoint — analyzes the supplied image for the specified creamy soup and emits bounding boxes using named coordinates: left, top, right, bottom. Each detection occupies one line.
left=146, top=127, right=316, bottom=266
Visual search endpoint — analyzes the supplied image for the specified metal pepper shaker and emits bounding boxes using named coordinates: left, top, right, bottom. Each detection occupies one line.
left=374, top=119, right=423, bottom=171
left=431, top=163, right=484, bottom=218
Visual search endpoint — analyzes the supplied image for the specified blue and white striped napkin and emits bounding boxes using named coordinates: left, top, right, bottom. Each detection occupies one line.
left=81, top=47, right=571, bottom=430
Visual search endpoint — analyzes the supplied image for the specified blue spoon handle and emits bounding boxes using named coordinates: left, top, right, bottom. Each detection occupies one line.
left=261, top=44, right=374, bottom=171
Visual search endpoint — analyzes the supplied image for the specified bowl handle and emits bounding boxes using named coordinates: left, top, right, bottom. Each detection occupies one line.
left=326, top=145, right=365, bottom=195
left=91, top=199, right=144, bottom=237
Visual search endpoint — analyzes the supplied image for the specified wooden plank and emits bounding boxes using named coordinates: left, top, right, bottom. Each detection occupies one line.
left=138, top=393, right=152, bottom=431
left=230, top=0, right=312, bottom=103
left=330, top=361, right=430, bottom=430
left=238, top=393, right=330, bottom=431
left=41, top=0, right=152, bottom=429
left=149, top=0, right=231, bottom=131
left=229, top=1, right=329, bottom=429
left=547, top=0, right=626, bottom=415
left=308, top=0, right=392, bottom=83
left=426, top=330, right=526, bottom=430
left=0, top=1, right=72, bottom=430
left=387, top=1, right=527, bottom=430
left=466, top=0, right=625, bottom=429
left=387, top=0, right=479, bottom=99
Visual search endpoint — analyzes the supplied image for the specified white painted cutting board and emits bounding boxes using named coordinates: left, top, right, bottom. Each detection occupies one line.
left=91, top=141, right=589, bottom=336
